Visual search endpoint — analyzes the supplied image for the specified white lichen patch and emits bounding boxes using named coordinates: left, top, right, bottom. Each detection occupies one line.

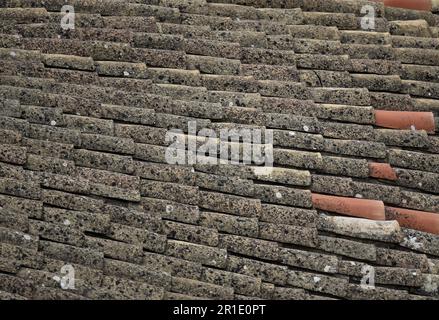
left=23, top=234, right=31, bottom=241
left=402, top=236, right=424, bottom=250
left=313, top=276, right=321, bottom=283
left=324, top=265, right=336, bottom=273
left=422, top=275, right=438, bottom=294
left=252, top=167, right=273, bottom=176
left=166, top=205, right=174, bottom=213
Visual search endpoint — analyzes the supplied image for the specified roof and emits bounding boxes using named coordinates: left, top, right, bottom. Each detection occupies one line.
left=0, top=0, right=439, bottom=300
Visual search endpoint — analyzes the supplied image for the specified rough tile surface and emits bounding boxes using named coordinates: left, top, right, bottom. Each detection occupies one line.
left=0, top=0, right=439, bottom=300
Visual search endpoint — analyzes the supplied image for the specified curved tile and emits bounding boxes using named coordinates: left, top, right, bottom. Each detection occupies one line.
left=369, top=162, right=398, bottom=180
left=374, top=110, right=435, bottom=132
left=386, top=206, right=439, bottom=235
left=374, top=0, right=433, bottom=11
left=311, top=193, right=386, bottom=220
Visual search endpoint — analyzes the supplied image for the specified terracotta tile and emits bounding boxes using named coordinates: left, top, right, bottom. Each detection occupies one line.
left=311, top=193, right=386, bottom=220
left=386, top=206, right=439, bottom=235
left=368, top=162, right=397, bottom=181
left=384, top=0, right=432, bottom=11
left=374, top=110, right=435, bottom=132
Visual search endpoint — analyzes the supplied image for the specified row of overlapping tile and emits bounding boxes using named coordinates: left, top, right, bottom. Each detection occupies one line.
left=1, top=0, right=438, bottom=231
left=0, top=0, right=438, bottom=299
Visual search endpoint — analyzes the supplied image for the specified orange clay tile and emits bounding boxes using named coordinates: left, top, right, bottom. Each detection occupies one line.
left=368, top=162, right=397, bottom=181
left=373, top=0, right=433, bottom=11
left=385, top=207, right=439, bottom=235
left=311, top=193, right=386, bottom=221
left=374, top=110, right=435, bottom=132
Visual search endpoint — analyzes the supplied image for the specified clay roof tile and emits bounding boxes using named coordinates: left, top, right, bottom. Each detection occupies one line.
left=386, top=206, right=439, bottom=235
left=311, top=193, right=386, bottom=220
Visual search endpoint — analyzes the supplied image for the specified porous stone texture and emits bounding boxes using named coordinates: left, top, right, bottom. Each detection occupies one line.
left=0, top=0, right=438, bottom=301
